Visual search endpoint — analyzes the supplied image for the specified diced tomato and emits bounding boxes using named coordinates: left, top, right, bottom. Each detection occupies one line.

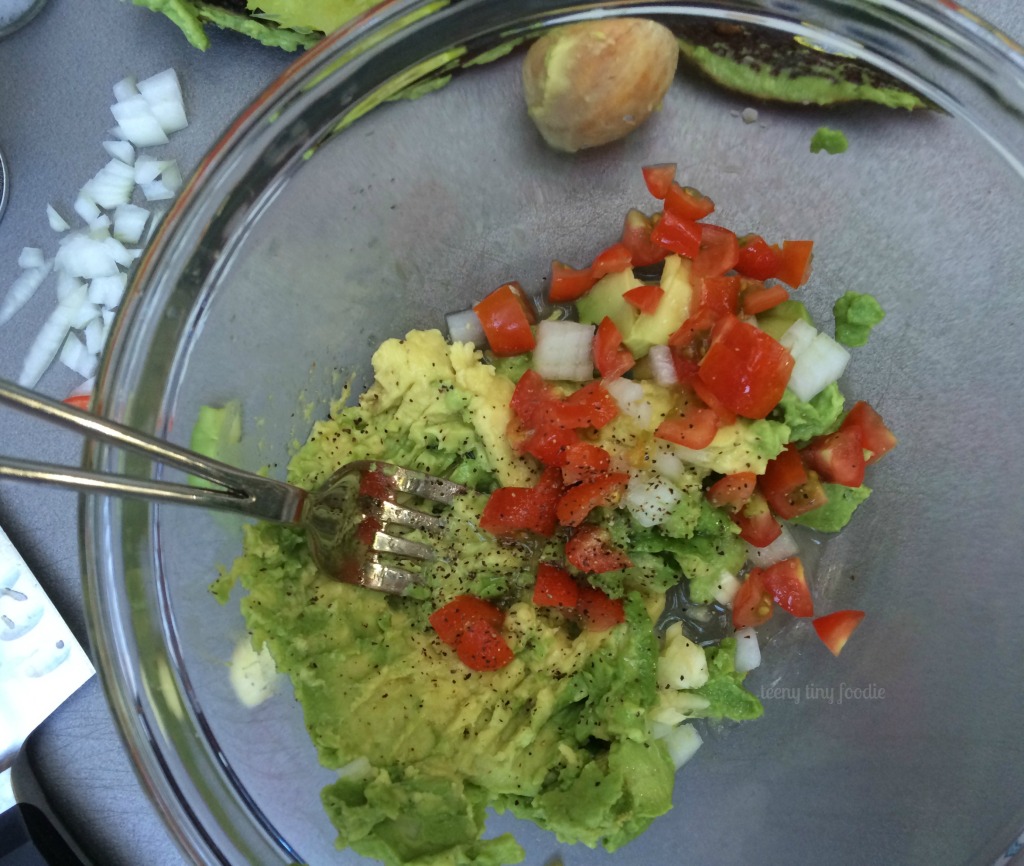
left=736, top=234, right=780, bottom=281
left=479, top=466, right=563, bottom=536
left=556, top=472, right=629, bottom=527
left=509, top=369, right=557, bottom=425
left=642, top=163, right=677, bottom=199
left=668, top=306, right=717, bottom=361
left=63, top=393, right=92, bottom=411
left=549, top=260, right=596, bottom=302
left=692, top=224, right=739, bottom=280
left=558, top=380, right=620, bottom=430
left=802, top=426, right=866, bottom=488
left=812, top=610, right=865, bottom=656
left=520, top=423, right=580, bottom=466
left=575, top=584, right=626, bottom=631
left=473, top=281, right=537, bottom=356
left=732, top=568, right=774, bottom=628
left=690, top=376, right=738, bottom=426
left=561, top=442, right=612, bottom=485
left=566, top=524, right=632, bottom=574
left=697, top=314, right=794, bottom=419
left=593, top=316, right=635, bottom=380
left=429, top=594, right=505, bottom=646
left=706, top=472, right=756, bottom=515
left=840, top=401, right=897, bottom=464
left=654, top=407, right=719, bottom=450
left=760, top=444, right=829, bottom=519
left=455, top=619, right=515, bottom=671
left=533, top=562, right=581, bottom=609
left=650, top=210, right=703, bottom=259
left=741, top=283, right=790, bottom=316
left=620, top=209, right=669, bottom=268
left=732, top=490, right=783, bottom=547
left=696, top=275, right=741, bottom=319
left=358, top=470, right=395, bottom=502
left=590, top=242, right=633, bottom=280
left=773, top=240, right=814, bottom=288
left=760, top=556, right=814, bottom=618
left=663, top=182, right=715, bottom=221
left=623, top=284, right=665, bottom=315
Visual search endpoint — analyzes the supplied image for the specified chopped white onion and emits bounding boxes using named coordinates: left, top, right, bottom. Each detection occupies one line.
left=69, top=377, right=94, bottom=398
left=605, top=376, right=652, bottom=428
left=624, top=469, right=682, bottom=528
left=647, top=343, right=678, bottom=387
left=733, top=626, right=762, bottom=673
left=73, top=192, right=102, bottom=226
left=659, top=723, right=704, bottom=770
left=712, top=571, right=741, bottom=606
left=55, top=270, right=83, bottom=303
left=446, top=308, right=486, bottom=347
left=60, top=333, right=98, bottom=378
left=18, top=305, right=73, bottom=388
left=788, top=332, right=850, bottom=401
left=83, top=317, right=106, bottom=356
left=0, top=262, right=52, bottom=326
left=85, top=159, right=136, bottom=209
left=532, top=320, right=594, bottom=382
left=18, top=247, right=46, bottom=269
left=141, top=179, right=175, bottom=201
left=780, top=319, right=817, bottom=359
left=55, top=234, right=121, bottom=279
left=103, top=236, right=137, bottom=268
left=112, top=75, right=138, bottom=102
left=87, top=273, right=127, bottom=308
left=110, top=96, right=169, bottom=147
left=112, top=203, right=149, bottom=244
left=137, top=69, right=187, bottom=134
left=133, top=155, right=166, bottom=185
left=46, top=204, right=70, bottom=232
left=650, top=442, right=687, bottom=485
left=102, top=139, right=136, bottom=165
left=746, top=523, right=800, bottom=567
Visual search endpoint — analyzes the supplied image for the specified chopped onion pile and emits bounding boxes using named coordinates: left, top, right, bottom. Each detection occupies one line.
left=781, top=318, right=850, bottom=401
left=1, top=68, right=188, bottom=390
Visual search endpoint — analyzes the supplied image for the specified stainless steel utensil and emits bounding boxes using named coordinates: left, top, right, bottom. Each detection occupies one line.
left=0, top=378, right=465, bottom=594
left=0, top=522, right=93, bottom=865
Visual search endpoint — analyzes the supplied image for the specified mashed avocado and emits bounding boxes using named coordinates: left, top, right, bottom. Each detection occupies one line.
left=225, top=330, right=761, bottom=866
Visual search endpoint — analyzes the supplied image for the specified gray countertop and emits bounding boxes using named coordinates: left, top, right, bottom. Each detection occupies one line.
left=0, top=2, right=1022, bottom=865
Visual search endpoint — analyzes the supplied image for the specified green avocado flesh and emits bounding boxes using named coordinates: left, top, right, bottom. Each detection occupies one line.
left=222, top=330, right=767, bottom=866
left=675, top=21, right=929, bottom=109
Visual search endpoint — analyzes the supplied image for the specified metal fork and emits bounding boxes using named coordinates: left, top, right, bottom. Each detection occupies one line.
left=0, top=378, right=465, bottom=595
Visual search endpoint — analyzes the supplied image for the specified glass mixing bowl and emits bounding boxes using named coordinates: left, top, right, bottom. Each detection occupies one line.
left=82, top=1, right=1024, bottom=864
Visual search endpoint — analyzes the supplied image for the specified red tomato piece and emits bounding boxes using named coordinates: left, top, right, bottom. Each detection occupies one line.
left=623, top=284, right=665, bottom=315
left=690, top=375, right=738, bottom=426
left=802, top=426, right=866, bottom=488
left=590, top=242, right=633, bottom=281
left=663, top=182, right=715, bottom=221
left=559, top=380, right=620, bottom=429
left=840, top=401, right=897, bottom=464
left=706, top=471, right=757, bottom=514
left=473, top=281, right=537, bottom=356
left=732, top=568, right=774, bottom=628
left=479, top=466, right=563, bottom=536
left=556, top=472, right=629, bottom=527
left=642, top=163, right=677, bottom=199
left=593, top=316, right=635, bottom=380
left=561, top=442, right=612, bottom=485
left=773, top=240, right=815, bottom=288
left=692, top=224, right=739, bottom=280
left=650, top=210, right=703, bottom=259
left=575, top=584, right=626, bottom=631
left=812, top=610, right=866, bottom=656
left=620, top=209, right=669, bottom=268
left=668, top=306, right=717, bottom=361
left=741, top=283, right=790, bottom=316
left=736, top=234, right=780, bottom=281
left=696, top=275, right=741, bottom=319
left=533, top=562, right=581, bottom=609
left=549, top=260, right=596, bottom=302
left=63, top=393, right=92, bottom=411
left=455, top=619, right=515, bottom=671
left=760, top=444, right=829, bottom=519
left=732, top=490, right=783, bottom=548
left=429, top=594, right=505, bottom=646
left=521, top=423, right=581, bottom=466
left=509, top=369, right=557, bottom=425
left=697, top=314, right=794, bottom=419
left=654, top=408, right=719, bottom=450
left=566, top=524, right=632, bottom=574
left=760, top=556, right=814, bottom=618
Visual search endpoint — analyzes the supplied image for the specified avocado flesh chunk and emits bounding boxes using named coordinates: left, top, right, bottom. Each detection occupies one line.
left=675, top=21, right=929, bottom=109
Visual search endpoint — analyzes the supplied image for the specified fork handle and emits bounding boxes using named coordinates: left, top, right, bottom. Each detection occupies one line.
left=0, top=378, right=306, bottom=523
